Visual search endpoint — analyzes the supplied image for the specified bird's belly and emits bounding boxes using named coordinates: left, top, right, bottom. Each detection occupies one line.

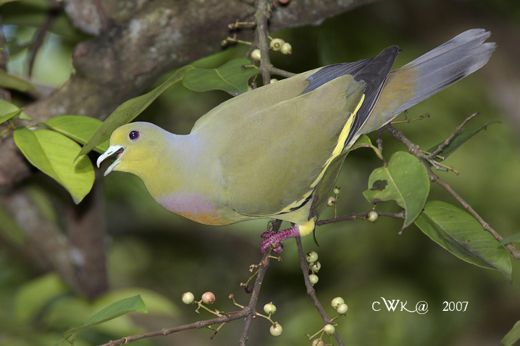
left=158, top=192, right=237, bottom=226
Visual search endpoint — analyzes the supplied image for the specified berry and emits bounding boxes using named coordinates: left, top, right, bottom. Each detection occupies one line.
left=323, top=324, right=335, bottom=335
left=367, top=210, right=379, bottom=222
left=270, top=38, right=285, bottom=51
left=201, top=291, right=216, bottom=305
left=306, top=251, right=318, bottom=263
left=181, top=292, right=195, bottom=304
left=312, top=339, right=325, bottom=346
left=337, top=303, right=348, bottom=315
left=310, top=261, right=321, bottom=273
left=270, top=322, right=283, bottom=336
left=327, top=196, right=336, bottom=206
left=263, top=302, right=277, bottom=315
left=331, top=296, right=344, bottom=309
left=250, top=49, right=261, bottom=62
left=280, top=42, right=292, bottom=55
left=309, top=274, right=319, bottom=285
left=333, top=186, right=340, bottom=195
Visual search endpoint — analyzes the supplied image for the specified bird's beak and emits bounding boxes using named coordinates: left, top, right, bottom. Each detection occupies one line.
left=97, top=145, right=125, bottom=176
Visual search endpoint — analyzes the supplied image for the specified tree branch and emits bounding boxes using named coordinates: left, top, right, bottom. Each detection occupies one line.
left=239, top=250, right=272, bottom=345
left=254, top=0, right=272, bottom=84
left=101, top=251, right=273, bottom=346
left=296, top=237, right=344, bottom=346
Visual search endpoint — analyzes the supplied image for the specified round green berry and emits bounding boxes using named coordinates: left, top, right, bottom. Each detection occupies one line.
left=309, top=274, right=319, bottom=285
left=306, top=251, right=318, bottom=263
left=331, top=296, right=344, bottom=309
left=367, top=210, right=379, bottom=222
left=263, top=302, right=277, bottom=315
left=270, top=322, right=283, bottom=336
left=181, top=292, right=195, bottom=304
left=323, top=323, right=335, bottom=335
left=337, top=303, right=348, bottom=315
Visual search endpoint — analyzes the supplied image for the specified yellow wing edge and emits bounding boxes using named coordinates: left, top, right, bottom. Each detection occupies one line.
left=275, top=93, right=366, bottom=215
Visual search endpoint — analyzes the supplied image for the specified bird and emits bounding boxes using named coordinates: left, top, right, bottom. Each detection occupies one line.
left=97, top=29, right=495, bottom=253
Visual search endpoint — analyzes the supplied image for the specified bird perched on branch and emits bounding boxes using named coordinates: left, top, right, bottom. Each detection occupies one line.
left=97, top=29, right=495, bottom=253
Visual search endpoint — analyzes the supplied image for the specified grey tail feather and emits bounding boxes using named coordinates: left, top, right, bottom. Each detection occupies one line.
left=389, top=28, right=495, bottom=117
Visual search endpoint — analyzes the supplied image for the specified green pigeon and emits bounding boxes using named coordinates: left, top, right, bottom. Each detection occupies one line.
left=97, top=29, right=495, bottom=252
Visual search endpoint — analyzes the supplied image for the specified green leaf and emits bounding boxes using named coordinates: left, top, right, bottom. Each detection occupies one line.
left=502, top=320, right=520, bottom=346
left=415, top=201, right=512, bottom=279
left=363, top=151, right=430, bottom=227
left=429, top=121, right=499, bottom=159
left=350, top=134, right=383, bottom=160
left=65, top=295, right=147, bottom=339
left=0, top=70, right=35, bottom=92
left=183, top=58, right=257, bottom=96
left=95, top=288, right=178, bottom=317
left=14, top=128, right=95, bottom=203
left=45, top=115, right=108, bottom=153
left=14, top=273, right=67, bottom=323
left=500, top=232, right=520, bottom=245
left=79, top=67, right=188, bottom=156
left=0, top=99, right=30, bottom=124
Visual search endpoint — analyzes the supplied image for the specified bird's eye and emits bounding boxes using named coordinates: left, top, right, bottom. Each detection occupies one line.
left=129, top=130, right=140, bottom=141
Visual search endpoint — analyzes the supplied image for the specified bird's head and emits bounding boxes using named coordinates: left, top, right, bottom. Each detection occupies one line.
left=97, top=122, right=169, bottom=176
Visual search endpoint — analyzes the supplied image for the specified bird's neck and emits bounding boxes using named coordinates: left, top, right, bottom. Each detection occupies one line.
left=135, top=133, right=225, bottom=223
left=132, top=133, right=204, bottom=199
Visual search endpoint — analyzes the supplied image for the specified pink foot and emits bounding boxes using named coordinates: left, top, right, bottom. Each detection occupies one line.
left=260, top=225, right=300, bottom=253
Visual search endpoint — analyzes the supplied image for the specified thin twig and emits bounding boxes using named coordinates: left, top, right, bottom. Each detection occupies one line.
left=268, top=66, right=296, bottom=78
left=317, top=211, right=404, bottom=226
left=239, top=250, right=272, bottom=345
left=100, top=252, right=272, bottom=346
left=254, top=0, right=272, bottom=84
left=100, top=312, right=247, bottom=346
left=430, top=112, right=479, bottom=157
left=296, top=237, right=345, bottom=346
left=387, top=124, right=520, bottom=260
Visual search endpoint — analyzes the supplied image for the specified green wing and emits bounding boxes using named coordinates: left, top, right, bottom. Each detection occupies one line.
left=193, top=75, right=365, bottom=216
left=191, top=69, right=316, bottom=133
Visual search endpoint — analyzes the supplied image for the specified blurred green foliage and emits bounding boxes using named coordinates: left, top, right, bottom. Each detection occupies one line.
left=1, top=0, right=520, bottom=345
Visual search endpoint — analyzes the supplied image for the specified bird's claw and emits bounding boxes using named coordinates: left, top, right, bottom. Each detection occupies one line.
left=260, top=234, right=284, bottom=254
left=259, top=225, right=299, bottom=254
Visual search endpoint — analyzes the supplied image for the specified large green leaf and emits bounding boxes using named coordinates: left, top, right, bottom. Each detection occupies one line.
left=183, top=58, right=257, bottom=96
left=0, top=70, right=35, bottom=92
left=363, top=151, right=430, bottom=227
left=64, top=295, right=147, bottom=339
left=79, top=67, right=188, bottom=156
left=14, top=128, right=94, bottom=203
left=415, top=201, right=512, bottom=279
left=502, top=320, right=520, bottom=346
left=45, top=115, right=108, bottom=153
